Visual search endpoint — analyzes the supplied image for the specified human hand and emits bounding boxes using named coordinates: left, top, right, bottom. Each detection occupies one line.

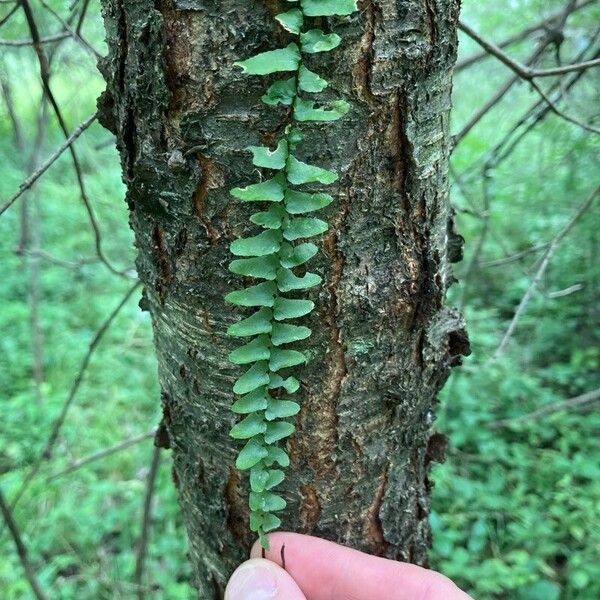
left=224, top=532, right=473, bottom=599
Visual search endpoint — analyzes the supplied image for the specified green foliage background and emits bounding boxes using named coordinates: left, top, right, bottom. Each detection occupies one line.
left=0, top=1, right=598, bottom=598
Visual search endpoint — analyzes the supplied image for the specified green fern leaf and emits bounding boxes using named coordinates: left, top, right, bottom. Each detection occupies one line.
left=230, top=229, right=282, bottom=257
left=250, top=467, right=270, bottom=493
left=231, top=174, right=285, bottom=202
left=277, top=268, right=322, bottom=292
left=263, top=492, right=287, bottom=511
left=275, top=9, right=304, bottom=34
left=269, top=374, right=300, bottom=393
left=287, top=155, right=338, bottom=185
left=262, top=78, right=297, bottom=106
left=294, top=98, right=350, bottom=122
left=264, top=446, right=290, bottom=468
left=264, top=421, right=296, bottom=444
left=265, top=469, right=286, bottom=489
left=230, top=413, right=268, bottom=439
left=227, top=308, right=273, bottom=337
left=271, top=323, right=311, bottom=345
left=265, top=398, right=301, bottom=420
left=229, top=335, right=271, bottom=365
left=301, top=0, right=358, bottom=17
left=229, top=255, right=279, bottom=279
left=236, top=437, right=269, bottom=470
left=273, top=297, right=314, bottom=320
left=236, top=43, right=300, bottom=75
left=298, top=65, right=328, bottom=93
left=249, top=511, right=264, bottom=532
left=269, top=348, right=306, bottom=371
left=300, top=29, right=341, bottom=53
left=248, top=140, right=288, bottom=169
left=285, top=190, right=333, bottom=214
left=250, top=205, right=286, bottom=229
left=261, top=513, right=282, bottom=532
left=232, top=388, right=269, bottom=414
left=284, top=217, right=329, bottom=240
left=279, top=242, right=319, bottom=267
left=233, top=362, right=270, bottom=395
left=225, top=282, right=277, bottom=307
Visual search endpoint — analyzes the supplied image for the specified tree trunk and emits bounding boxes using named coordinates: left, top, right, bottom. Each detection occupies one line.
left=97, top=0, right=468, bottom=596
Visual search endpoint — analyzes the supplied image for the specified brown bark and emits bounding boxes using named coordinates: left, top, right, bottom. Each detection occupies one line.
left=97, top=1, right=468, bottom=596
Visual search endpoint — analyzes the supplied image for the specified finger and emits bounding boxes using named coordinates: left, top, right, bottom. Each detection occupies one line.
left=250, top=532, right=471, bottom=600
left=225, top=558, right=308, bottom=600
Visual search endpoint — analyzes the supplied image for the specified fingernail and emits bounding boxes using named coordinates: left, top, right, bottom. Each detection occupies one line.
left=226, top=563, right=278, bottom=600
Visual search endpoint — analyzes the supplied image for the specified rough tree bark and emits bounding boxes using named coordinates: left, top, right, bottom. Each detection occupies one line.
left=97, top=0, right=468, bottom=596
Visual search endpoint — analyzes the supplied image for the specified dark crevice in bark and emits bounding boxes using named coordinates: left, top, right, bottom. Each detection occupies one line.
left=192, top=155, right=222, bottom=245
left=152, top=223, right=172, bottom=306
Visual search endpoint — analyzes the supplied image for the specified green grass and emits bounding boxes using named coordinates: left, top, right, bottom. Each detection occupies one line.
left=0, top=0, right=598, bottom=598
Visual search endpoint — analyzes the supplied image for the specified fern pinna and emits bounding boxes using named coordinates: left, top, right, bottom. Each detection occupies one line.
left=225, top=0, right=358, bottom=549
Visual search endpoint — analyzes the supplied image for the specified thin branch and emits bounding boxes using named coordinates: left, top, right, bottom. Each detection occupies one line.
left=492, top=185, right=599, bottom=360
left=455, top=0, right=596, bottom=72
left=546, top=283, right=583, bottom=298
left=458, top=173, right=492, bottom=310
left=0, top=32, right=70, bottom=46
left=486, top=42, right=600, bottom=170
left=76, top=0, right=91, bottom=35
left=0, top=2, right=18, bottom=28
left=460, top=21, right=600, bottom=79
left=0, top=74, right=25, bottom=150
left=489, top=388, right=600, bottom=427
left=528, top=77, right=600, bottom=134
left=8, top=282, right=142, bottom=511
left=454, top=37, right=554, bottom=146
left=0, top=488, right=49, bottom=600
left=21, top=248, right=99, bottom=270
left=481, top=242, right=550, bottom=268
left=134, top=445, right=162, bottom=600
left=39, top=0, right=100, bottom=58
left=0, top=112, right=97, bottom=216
left=20, top=0, right=127, bottom=277
left=458, top=21, right=600, bottom=135
left=47, top=430, right=155, bottom=481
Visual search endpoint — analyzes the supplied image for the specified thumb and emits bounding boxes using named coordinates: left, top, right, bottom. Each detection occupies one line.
left=225, top=558, right=307, bottom=600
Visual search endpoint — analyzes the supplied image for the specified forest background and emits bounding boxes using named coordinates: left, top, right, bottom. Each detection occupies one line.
left=0, top=0, right=598, bottom=598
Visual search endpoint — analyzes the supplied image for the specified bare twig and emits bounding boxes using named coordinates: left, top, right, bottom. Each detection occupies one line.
left=486, top=42, right=600, bottom=171
left=76, top=0, right=91, bottom=35
left=21, top=248, right=99, bottom=270
left=460, top=21, right=600, bottom=79
left=458, top=173, right=492, bottom=310
left=528, top=77, right=600, bottom=134
left=0, top=112, right=97, bottom=216
left=134, top=445, right=162, bottom=600
left=0, top=32, right=70, bottom=46
left=454, top=36, right=554, bottom=146
left=0, top=75, right=25, bottom=149
left=20, top=0, right=127, bottom=277
left=455, top=0, right=596, bottom=72
left=546, top=283, right=583, bottom=298
left=0, top=488, right=49, bottom=600
left=458, top=21, right=600, bottom=135
left=8, top=282, right=142, bottom=510
left=481, top=242, right=550, bottom=268
left=489, top=388, right=600, bottom=427
left=39, top=0, right=100, bottom=58
left=47, top=430, right=155, bottom=481
left=492, top=185, right=599, bottom=360
left=0, top=2, right=18, bottom=28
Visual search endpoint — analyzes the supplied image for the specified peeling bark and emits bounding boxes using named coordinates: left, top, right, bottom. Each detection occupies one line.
left=98, top=0, right=468, bottom=596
